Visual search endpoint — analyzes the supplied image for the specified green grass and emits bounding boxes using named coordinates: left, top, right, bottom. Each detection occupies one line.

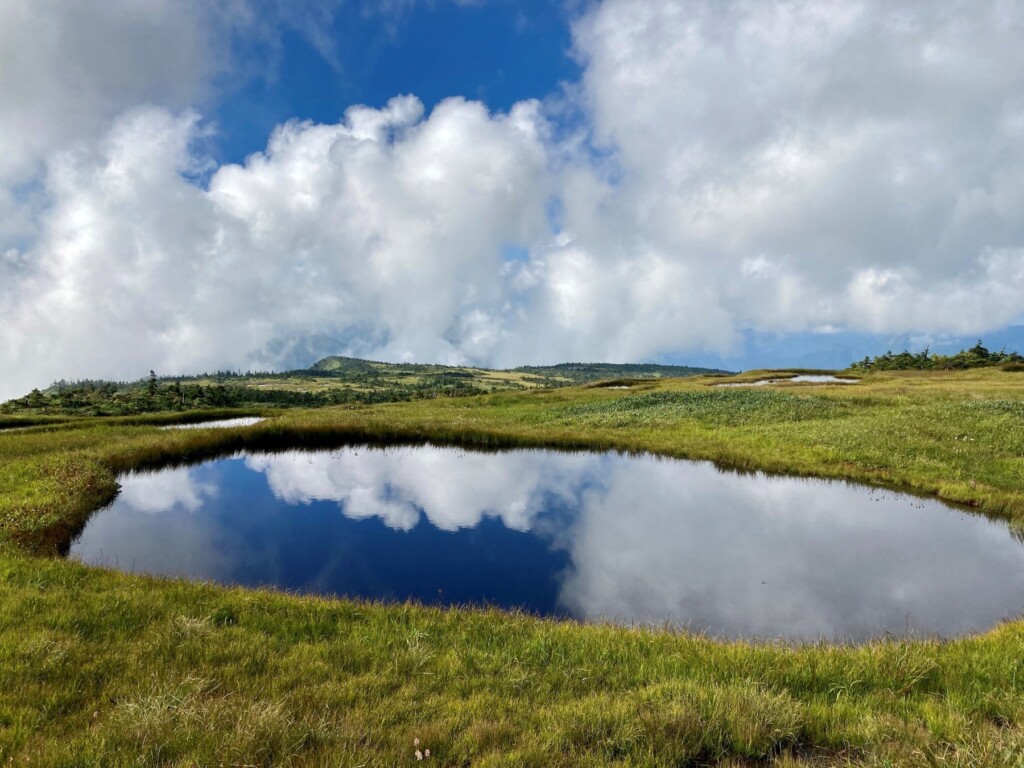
left=2, top=369, right=1024, bottom=765
left=557, top=389, right=849, bottom=427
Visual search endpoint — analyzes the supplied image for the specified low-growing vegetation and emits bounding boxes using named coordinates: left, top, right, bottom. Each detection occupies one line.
left=2, top=367, right=1024, bottom=765
left=558, top=389, right=848, bottom=427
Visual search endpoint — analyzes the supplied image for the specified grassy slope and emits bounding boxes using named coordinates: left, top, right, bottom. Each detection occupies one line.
left=2, top=369, right=1024, bottom=765
left=188, top=358, right=731, bottom=395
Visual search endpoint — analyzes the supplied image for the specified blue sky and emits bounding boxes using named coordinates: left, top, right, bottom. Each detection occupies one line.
left=0, top=0, right=1022, bottom=394
left=194, top=0, right=1024, bottom=371
left=213, top=2, right=579, bottom=166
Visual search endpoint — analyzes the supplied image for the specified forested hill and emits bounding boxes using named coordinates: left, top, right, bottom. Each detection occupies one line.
left=1, top=356, right=731, bottom=417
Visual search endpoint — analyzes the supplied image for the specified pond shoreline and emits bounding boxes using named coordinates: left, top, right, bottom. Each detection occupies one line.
left=4, top=371, right=1024, bottom=763
left=71, top=443, right=1024, bottom=642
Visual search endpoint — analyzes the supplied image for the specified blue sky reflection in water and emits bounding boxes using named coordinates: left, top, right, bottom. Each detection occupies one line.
left=71, top=445, right=1024, bottom=641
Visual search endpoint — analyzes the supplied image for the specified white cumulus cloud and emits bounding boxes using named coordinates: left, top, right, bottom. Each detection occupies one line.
left=554, top=0, right=1024, bottom=352
left=0, top=96, right=550, bottom=397
left=2, top=0, right=1024, bottom=396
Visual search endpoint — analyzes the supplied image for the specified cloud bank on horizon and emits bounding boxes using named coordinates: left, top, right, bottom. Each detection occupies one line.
left=2, top=0, right=1023, bottom=398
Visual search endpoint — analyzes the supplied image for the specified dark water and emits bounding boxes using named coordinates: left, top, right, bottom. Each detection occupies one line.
left=70, top=445, right=1024, bottom=641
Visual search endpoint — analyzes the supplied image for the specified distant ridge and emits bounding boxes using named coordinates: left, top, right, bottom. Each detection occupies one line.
left=3, top=355, right=732, bottom=417
left=310, top=355, right=732, bottom=382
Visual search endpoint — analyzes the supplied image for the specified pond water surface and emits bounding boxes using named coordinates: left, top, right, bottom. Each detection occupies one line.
left=717, top=375, right=859, bottom=387
left=70, top=445, right=1024, bottom=641
left=160, top=417, right=265, bottom=430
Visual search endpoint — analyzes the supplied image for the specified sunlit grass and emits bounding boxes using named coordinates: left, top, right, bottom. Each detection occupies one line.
left=2, top=369, right=1024, bottom=764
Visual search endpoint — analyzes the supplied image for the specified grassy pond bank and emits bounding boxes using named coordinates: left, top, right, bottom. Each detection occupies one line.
left=2, top=369, right=1024, bottom=765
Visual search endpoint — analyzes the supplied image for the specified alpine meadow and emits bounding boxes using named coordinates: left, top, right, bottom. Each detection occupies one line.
left=3, top=2, right=1024, bottom=766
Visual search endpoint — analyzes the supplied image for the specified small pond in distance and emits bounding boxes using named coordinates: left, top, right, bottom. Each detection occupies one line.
left=70, top=445, right=1024, bottom=641
left=717, top=375, right=859, bottom=387
left=160, top=417, right=265, bottom=430
left=788, top=375, right=860, bottom=384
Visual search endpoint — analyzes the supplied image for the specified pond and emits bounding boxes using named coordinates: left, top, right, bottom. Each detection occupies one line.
left=160, top=417, right=265, bottom=430
left=717, top=375, right=859, bottom=387
left=70, top=445, right=1024, bottom=641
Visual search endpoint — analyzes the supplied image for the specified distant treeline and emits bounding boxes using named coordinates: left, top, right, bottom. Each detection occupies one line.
left=45, top=367, right=348, bottom=391
left=0, top=371, right=491, bottom=417
left=849, top=341, right=1024, bottom=372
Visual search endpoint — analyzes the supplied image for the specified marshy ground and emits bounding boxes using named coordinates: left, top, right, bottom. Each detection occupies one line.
left=2, top=369, right=1024, bottom=766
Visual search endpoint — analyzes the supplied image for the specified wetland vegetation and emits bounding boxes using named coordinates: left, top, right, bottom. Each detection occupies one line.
left=2, top=366, right=1024, bottom=765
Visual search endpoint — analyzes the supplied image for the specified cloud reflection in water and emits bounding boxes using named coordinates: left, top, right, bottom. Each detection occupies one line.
left=71, top=445, right=1024, bottom=641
